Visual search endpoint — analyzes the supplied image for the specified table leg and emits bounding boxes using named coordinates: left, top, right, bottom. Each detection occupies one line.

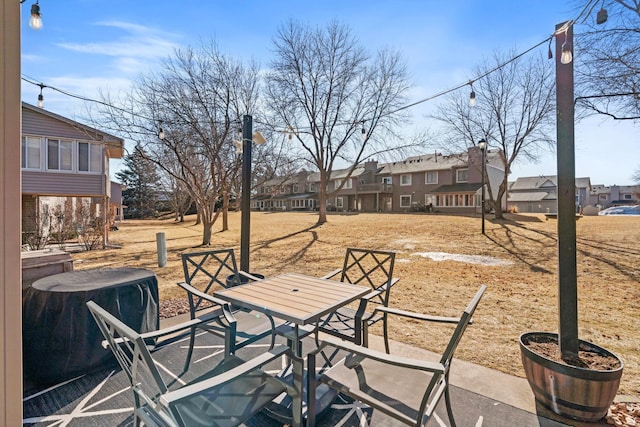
left=263, top=328, right=338, bottom=424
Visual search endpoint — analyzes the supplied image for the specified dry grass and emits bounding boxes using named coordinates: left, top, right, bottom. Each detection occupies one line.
left=74, top=211, right=640, bottom=395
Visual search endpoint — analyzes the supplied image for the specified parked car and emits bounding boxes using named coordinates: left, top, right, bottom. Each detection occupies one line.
left=598, top=205, right=640, bottom=216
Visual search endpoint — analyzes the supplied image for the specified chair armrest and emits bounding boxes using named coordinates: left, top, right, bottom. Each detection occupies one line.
left=373, top=306, right=467, bottom=324
left=238, top=270, right=264, bottom=282
left=159, top=345, right=295, bottom=405
left=177, top=281, right=231, bottom=308
left=102, top=307, right=237, bottom=348
left=314, top=336, right=445, bottom=374
left=320, top=268, right=342, bottom=280
left=102, top=302, right=236, bottom=348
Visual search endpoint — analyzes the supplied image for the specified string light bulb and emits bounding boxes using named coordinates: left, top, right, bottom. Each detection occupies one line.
left=560, top=43, right=572, bottom=65
left=157, top=121, right=165, bottom=140
left=469, top=82, right=476, bottom=107
left=560, top=29, right=573, bottom=65
left=596, top=0, right=608, bottom=25
left=37, top=84, right=44, bottom=108
left=29, top=1, right=42, bottom=30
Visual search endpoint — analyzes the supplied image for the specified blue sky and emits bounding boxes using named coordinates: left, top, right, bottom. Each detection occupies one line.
left=20, top=0, right=638, bottom=185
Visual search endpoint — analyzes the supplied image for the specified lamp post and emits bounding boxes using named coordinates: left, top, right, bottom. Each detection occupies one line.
left=240, top=115, right=253, bottom=273
left=478, top=138, right=487, bottom=234
left=555, top=21, right=578, bottom=357
left=239, top=114, right=266, bottom=274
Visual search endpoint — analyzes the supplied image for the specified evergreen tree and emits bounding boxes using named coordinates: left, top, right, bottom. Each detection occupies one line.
left=116, top=147, right=161, bottom=219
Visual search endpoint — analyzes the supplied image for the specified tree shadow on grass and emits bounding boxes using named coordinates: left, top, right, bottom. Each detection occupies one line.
left=487, top=223, right=554, bottom=274
left=252, top=224, right=322, bottom=268
left=493, top=221, right=640, bottom=281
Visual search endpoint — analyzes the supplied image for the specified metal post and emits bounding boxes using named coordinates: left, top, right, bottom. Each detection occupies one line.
left=156, top=232, right=167, bottom=267
left=555, top=21, right=578, bottom=357
left=478, top=139, right=487, bottom=235
left=481, top=147, right=486, bottom=235
left=240, top=115, right=252, bottom=273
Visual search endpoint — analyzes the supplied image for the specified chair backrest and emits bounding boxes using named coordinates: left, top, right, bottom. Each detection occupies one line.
left=182, top=249, right=240, bottom=311
left=86, top=301, right=168, bottom=411
left=341, top=248, right=396, bottom=305
left=439, top=285, right=487, bottom=367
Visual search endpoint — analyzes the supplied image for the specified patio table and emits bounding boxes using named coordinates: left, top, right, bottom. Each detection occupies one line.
left=215, top=272, right=370, bottom=423
left=22, top=267, right=159, bottom=385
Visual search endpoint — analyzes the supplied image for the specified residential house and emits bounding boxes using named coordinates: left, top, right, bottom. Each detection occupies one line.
left=588, top=184, right=640, bottom=208
left=21, top=102, right=124, bottom=245
left=252, top=147, right=506, bottom=214
left=371, top=147, right=505, bottom=214
left=507, top=175, right=591, bottom=213
left=251, top=171, right=318, bottom=211
left=110, top=181, right=124, bottom=221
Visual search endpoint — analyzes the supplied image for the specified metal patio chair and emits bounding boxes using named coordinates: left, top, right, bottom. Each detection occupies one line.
left=87, top=300, right=303, bottom=427
left=307, top=285, right=487, bottom=427
left=317, top=248, right=399, bottom=352
left=179, top=248, right=277, bottom=370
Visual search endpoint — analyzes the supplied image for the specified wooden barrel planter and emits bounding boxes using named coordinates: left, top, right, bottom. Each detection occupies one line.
left=519, top=332, right=623, bottom=422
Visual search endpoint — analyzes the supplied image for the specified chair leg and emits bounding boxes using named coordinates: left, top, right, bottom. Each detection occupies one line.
left=183, top=326, right=196, bottom=371
left=444, top=375, right=457, bottom=427
left=307, top=352, right=317, bottom=427
left=383, top=314, right=390, bottom=354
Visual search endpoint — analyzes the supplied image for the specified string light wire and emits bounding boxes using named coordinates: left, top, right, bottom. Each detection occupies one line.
left=21, top=0, right=603, bottom=135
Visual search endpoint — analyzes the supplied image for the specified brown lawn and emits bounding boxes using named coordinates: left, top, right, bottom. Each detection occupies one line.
left=73, top=211, right=640, bottom=396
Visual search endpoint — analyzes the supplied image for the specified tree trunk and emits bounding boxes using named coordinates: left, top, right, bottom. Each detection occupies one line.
left=492, top=169, right=510, bottom=220
left=202, top=219, right=213, bottom=246
left=221, top=192, right=229, bottom=232
left=317, top=175, right=328, bottom=224
left=195, top=205, right=202, bottom=225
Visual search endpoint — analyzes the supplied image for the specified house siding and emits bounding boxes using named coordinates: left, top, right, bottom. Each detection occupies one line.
left=23, top=107, right=107, bottom=142
left=507, top=175, right=591, bottom=213
left=22, top=171, right=104, bottom=196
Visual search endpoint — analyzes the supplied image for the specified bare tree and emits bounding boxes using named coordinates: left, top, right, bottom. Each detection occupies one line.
left=98, top=41, right=260, bottom=245
left=576, top=0, right=640, bottom=120
left=431, top=52, right=555, bottom=219
left=266, top=21, right=413, bottom=224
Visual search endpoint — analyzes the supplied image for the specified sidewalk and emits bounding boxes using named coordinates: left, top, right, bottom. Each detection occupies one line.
left=159, top=313, right=637, bottom=426
left=364, top=334, right=637, bottom=427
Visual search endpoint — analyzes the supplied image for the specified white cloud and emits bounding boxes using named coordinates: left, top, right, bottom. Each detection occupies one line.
left=56, top=20, right=180, bottom=60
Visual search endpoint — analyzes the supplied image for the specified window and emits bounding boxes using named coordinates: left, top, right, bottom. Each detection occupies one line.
left=308, top=183, right=315, bottom=192
left=400, top=195, right=412, bottom=207
left=47, top=139, right=72, bottom=171
left=456, top=168, right=468, bottom=183
left=599, top=194, right=608, bottom=200
left=400, top=174, right=412, bottom=186
left=78, top=142, right=102, bottom=173
left=22, top=136, right=41, bottom=169
left=293, top=184, right=299, bottom=193
left=382, top=177, right=392, bottom=184
left=336, top=197, right=344, bottom=208
left=334, top=179, right=352, bottom=190
left=624, top=194, right=632, bottom=200
left=425, top=171, right=438, bottom=184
